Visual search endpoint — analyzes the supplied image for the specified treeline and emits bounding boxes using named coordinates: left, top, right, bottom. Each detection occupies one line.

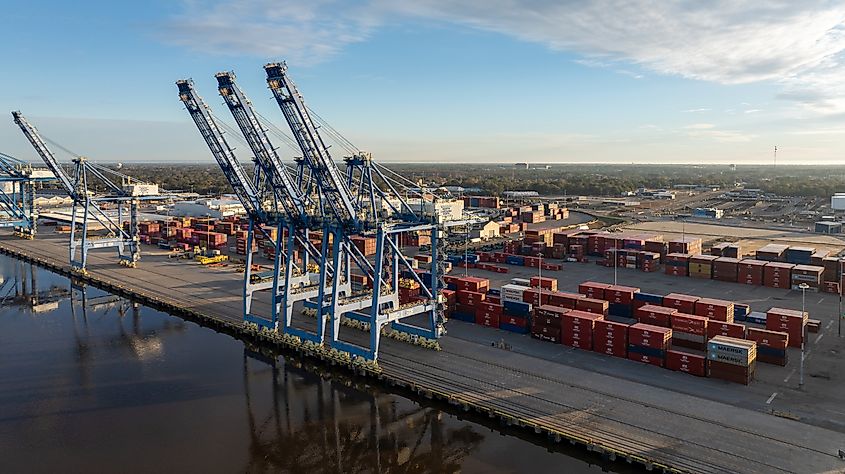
left=88, top=162, right=845, bottom=199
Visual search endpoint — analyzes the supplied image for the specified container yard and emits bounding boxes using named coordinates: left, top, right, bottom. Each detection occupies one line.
left=3, top=228, right=845, bottom=473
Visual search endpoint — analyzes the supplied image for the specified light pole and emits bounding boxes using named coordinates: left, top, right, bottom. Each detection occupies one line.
left=799, top=282, right=808, bottom=389
left=464, top=229, right=469, bottom=277
left=613, top=238, right=619, bottom=286
left=538, top=252, right=543, bottom=282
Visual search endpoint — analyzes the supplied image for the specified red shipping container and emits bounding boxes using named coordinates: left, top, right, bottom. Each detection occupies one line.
left=670, top=312, right=708, bottom=336
left=500, top=315, right=528, bottom=327
left=475, top=312, right=500, bottom=328
left=663, top=293, right=699, bottom=314
left=478, top=301, right=503, bottom=314
left=627, top=352, right=665, bottom=367
left=575, top=297, right=609, bottom=315
left=522, top=288, right=552, bottom=306
left=666, top=350, right=706, bottom=376
left=738, top=259, right=766, bottom=285
left=548, top=291, right=583, bottom=309
left=530, top=276, right=558, bottom=291
left=593, top=320, right=629, bottom=357
left=532, top=328, right=561, bottom=343
left=628, top=323, right=672, bottom=349
left=604, top=285, right=640, bottom=305
left=706, top=321, right=746, bottom=339
left=578, top=281, right=611, bottom=300
left=456, top=290, right=486, bottom=305
left=635, top=304, right=677, bottom=327
left=694, top=298, right=735, bottom=322
left=746, top=327, right=789, bottom=350
left=766, top=308, right=806, bottom=348
left=562, top=310, right=603, bottom=349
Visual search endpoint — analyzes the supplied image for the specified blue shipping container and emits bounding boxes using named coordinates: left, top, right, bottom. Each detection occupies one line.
left=449, top=312, right=475, bottom=323
left=609, top=303, right=632, bottom=318
left=499, top=323, right=529, bottom=334
left=633, top=292, right=664, bottom=304
left=503, top=300, right=532, bottom=316
left=746, top=311, right=767, bottom=325
left=758, top=346, right=787, bottom=358
left=627, top=344, right=666, bottom=358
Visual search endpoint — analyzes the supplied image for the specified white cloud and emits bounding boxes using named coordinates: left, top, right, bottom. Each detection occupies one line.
left=684, top=123, right=716, bottom=130
left=684, top=123, right=755, bottom=142
left=160, top=1, right=845, bottom=113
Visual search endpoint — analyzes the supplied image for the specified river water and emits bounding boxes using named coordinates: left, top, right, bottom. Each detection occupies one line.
left=0, top=255, right=636, bottom=473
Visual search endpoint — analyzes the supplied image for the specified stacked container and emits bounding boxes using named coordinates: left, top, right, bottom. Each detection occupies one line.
left=689, top=255, right=717, bottom=279
left=707, top=336, right=756, bottom=385
left=707, top=321, right=746, bottom=339
left=766, top=307, right=808, bottom=348
left=663, top=293, right=699, bottom=314
left=593, top=320, right=629, bottom=357
left=670, top=312, right=708, bottom=350
left=562, top=310, right=603, bottom=349
left=575, top=297, right=609, bottom=316
left=577, top=281, right=611, bottom=300
left=763, top=262, right=795, bottom=289
left=756, top=244, right=789, bottom=261
left=738, top=259, right=766, bottom=285
left=628, top=323, right=672, bottom=367
left=712, top=257, right=740, bottom=282
left=668, top=237, right=702, bottom=255
left=635, top=304, right=677, bottom=327
left=474, top=301, right=501, bottom=328
left=791, top=265, right=824, bottom=291
left=547, top=291, right=582, bottom=309
left=530, top=276, right=558, bottom=291
left=694, top=298, right=735, bottom=322
left=532, top=305, right=568, bottom=342
left=746, top=328, right=789, bottom=366
left=664, top=253, right=690, bottom=276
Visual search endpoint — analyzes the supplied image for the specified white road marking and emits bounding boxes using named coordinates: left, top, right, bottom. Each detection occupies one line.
left=766, top=392, right=778, bottom=404
left=784, top=368, right=797, bottom=383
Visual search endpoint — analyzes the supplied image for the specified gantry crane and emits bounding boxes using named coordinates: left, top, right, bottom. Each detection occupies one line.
left=0, top=151, right=55, bottom=238
left=178, top=78, right=330, bottom=333
left=178, top=64, right=444, bottom=361
left=11, top=111, right=160, bottom=273
left=265, top=62, right=443, bottom=360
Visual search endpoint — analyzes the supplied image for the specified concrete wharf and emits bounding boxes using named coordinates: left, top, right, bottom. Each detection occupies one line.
left=2, top=233, right=843, bottom=473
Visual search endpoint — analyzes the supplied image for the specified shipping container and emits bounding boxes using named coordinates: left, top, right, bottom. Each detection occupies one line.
left=635, top=304, right=677, bottom=327
left=663, top=293, right=700, bottom=314
left=666, top=350, right=706, bottom=377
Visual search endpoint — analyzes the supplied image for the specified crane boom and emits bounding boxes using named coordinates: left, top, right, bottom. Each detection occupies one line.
left=12, top=111, right=79, bottom=199
left=215, top=72, right=307, bottom=225
left=176, top=79, right=264, bottom=220
left=264, top=62, right=358, bottom=229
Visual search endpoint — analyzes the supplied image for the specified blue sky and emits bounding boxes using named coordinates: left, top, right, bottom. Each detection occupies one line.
left=3, top=1, right=845, bottom=164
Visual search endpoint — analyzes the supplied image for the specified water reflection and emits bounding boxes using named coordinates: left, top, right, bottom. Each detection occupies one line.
left=242, top=350, right=484, bottom=473
left=0, top=255, right=627, bottom=473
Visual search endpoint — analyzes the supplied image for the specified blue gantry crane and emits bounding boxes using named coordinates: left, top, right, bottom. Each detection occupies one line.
left=178, top=78, right=326, bottom=333
left=178, top=64, right=445, bottom=361
left=265, top=62, right=444, bottom=359
left=12, top=111, right=161, bottom=273
left=0, top=151, right=55, bottom=238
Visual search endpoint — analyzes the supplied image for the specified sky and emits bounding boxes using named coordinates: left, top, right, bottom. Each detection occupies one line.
left=3, top=1, right=845, bottom=165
